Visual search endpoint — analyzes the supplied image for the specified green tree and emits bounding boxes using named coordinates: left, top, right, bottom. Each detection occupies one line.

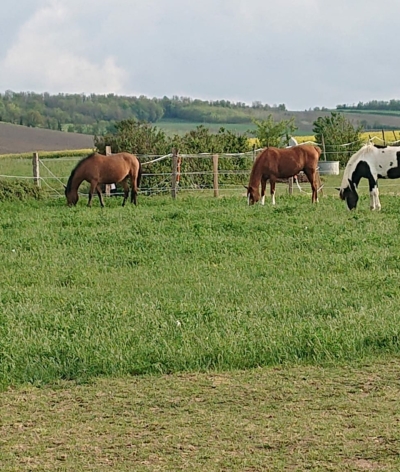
left=313, top=112, right=363, bottom=166
left=25, top=110, right=43, bottom=127
left=94, top=119, right=170, bottom=155
left=250, top=115, right=297, bottom=147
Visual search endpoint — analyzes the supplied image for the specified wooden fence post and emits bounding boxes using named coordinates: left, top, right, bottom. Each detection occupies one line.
left=32, top=152, right=40, bottom=187
left=213, top=154, right=219, bottom=197
left=321, top=134, right=327, bottom=161
left=171, top=148, right=178, bottom=199
left=288, top=177, right=293, bottom=195
left=105, top=145, right=112, bottom=196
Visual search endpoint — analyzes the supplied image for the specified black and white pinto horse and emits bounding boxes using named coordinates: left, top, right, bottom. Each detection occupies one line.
left=338, top=143, right=400, bottom=210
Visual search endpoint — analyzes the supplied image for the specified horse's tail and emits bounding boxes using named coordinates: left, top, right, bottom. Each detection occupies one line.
left=136, top=158, right=142, bottom=188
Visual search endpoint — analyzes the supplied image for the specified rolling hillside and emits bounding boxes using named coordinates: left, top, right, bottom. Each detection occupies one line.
left=3, top=107, right=400, bottom=156
left=0, top=122, right=94, bottom=155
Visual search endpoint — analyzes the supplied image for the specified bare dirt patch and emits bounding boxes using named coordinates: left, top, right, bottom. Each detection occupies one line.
left=1, top=360, right=400, bottom=471
left=0, top=122, right=94, bottom=154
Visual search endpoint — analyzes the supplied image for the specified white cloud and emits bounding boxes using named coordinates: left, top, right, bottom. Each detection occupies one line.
left=0, top=1, right=127, bottom=94
left=1, top=0, right=400, bottom=109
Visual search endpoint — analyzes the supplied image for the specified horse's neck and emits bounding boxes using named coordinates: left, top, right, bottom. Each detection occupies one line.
left=249, top=160, right=263, bottom=187
left=67, top=173, right=84, bottom=193
left=343, top=153, right=377, bottom=191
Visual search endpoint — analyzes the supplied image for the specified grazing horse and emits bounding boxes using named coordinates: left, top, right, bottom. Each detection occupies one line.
left=245, top=144, right=321, bottom=205
left=65, top=152, right=142, bottom=207
left=338, top=143, right=400, bottom=210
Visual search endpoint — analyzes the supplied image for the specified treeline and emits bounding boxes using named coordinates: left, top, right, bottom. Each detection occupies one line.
left=0, top=91, right=287, bottom=135
left=337, top=100, right=400, bottom=112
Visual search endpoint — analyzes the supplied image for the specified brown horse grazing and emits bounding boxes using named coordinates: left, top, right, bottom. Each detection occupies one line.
left=65, top=152, right=142, bottom=207
left=245, top=144, right=321, bottom=205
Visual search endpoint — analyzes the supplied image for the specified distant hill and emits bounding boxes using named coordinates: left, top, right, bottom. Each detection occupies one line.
left=0, top=122, right=94, bottom=155
left=3, top=109, right=400, bottom=156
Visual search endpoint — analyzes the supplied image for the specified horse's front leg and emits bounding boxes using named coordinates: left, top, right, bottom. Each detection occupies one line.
left=270, top=178, right=276, bottom=205
left=131, top=185, right=138, bottom=205
left=370, top=184, right=381, bottom=210
left=88, top=181, right=98, bottom=207
left=260, top=177, right=267, bottom=205
left=96, top=185, right=105, bottom=207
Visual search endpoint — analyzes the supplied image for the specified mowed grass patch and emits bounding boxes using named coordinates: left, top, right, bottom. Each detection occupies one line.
left=1, top=194, right=400, bottom=388
left=1, top=360, right=400, bottom=471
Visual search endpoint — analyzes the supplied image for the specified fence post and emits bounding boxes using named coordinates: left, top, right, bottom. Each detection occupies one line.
left=288, top=177, right=293, bottom=195
left=213, top=154, right=219, bottom=197
left=32, top=152, right=40, bottom=187
left=105, top=145, right=112, bottom=196
left=171, top=148, right=178, bottom=199
left=321, top=134, right=327, bottom=161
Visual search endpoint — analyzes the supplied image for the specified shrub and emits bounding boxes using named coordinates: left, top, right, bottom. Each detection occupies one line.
left=313, top=112, right=363, bottom=166
left=0, top=180, right=43, bottom=201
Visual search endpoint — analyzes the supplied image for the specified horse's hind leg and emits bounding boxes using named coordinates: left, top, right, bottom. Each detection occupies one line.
left=131, top=186, right=138, bottom=205
left=121, top=180, right=129, bottom=206
left=304, top=168, right=318, bottom=203
left=130, top=175, right=138, bottom=205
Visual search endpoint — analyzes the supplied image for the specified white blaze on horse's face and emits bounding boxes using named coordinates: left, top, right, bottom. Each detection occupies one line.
left=247, top=188, right=257, bottom=205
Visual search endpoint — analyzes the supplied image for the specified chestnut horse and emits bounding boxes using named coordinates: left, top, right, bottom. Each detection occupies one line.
left=245, top=144, right=321, bottom=205
left=65, top=152, right=142, bottom=207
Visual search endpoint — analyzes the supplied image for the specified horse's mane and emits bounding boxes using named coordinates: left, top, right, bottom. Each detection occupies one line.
left=65, top=152, right=97, bottom=192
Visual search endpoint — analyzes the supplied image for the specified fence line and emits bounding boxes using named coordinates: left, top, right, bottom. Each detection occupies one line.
left=2, top=140, right=400, bottom=198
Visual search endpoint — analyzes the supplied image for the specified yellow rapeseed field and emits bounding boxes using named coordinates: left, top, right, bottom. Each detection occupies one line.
left=296, top=131, right=400, bottom=144
left=249, top=131, right=400, bottom=148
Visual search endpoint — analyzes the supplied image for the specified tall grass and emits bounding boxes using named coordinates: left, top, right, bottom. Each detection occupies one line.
left=1, top=193, right=400, bottom=389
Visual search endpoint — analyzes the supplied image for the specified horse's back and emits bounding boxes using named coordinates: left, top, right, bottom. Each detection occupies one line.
left=113, top=152, right=140, bottom=168
left=257, top=145, right=320, bottom=175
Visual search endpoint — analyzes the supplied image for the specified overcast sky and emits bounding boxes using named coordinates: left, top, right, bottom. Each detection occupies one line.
left=0, top=1, right=397, bottom=110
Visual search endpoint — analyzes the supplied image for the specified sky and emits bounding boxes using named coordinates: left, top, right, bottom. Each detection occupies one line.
left=0, top=0, right=398, bottom=111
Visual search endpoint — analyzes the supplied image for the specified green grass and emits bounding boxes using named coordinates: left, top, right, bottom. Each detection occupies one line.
left=2, top=190, right=400, bottom=470
left=1, top=191, right=400, bottom=391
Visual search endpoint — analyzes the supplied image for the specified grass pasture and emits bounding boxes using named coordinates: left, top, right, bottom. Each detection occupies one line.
left=1, top=191, right=400, bottom=388
left=2, top=188, right=400, bottom=470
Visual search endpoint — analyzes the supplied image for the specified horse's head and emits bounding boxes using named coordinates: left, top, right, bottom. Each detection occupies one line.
left=245, top=185, right=260, bottom=205
left=65, top=186, right=79, bottom=206
left=337, top=179, right=359, bottom=210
